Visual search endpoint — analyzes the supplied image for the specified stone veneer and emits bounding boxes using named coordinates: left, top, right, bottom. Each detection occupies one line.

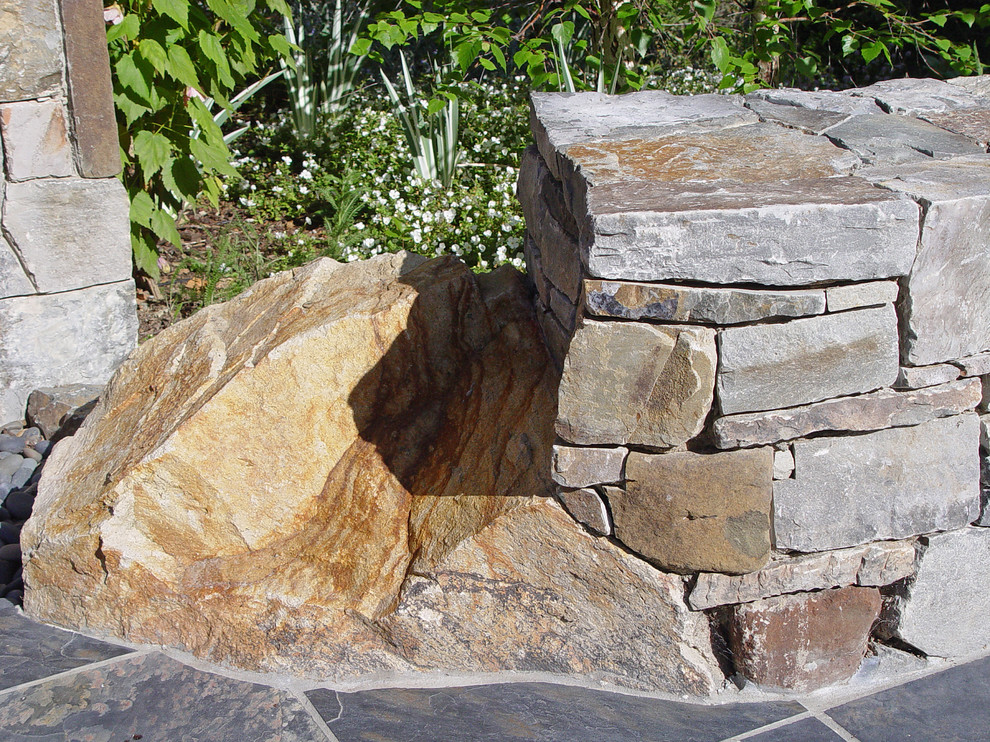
left=521, top=76, right=990, bottom=691
left=0, top=0, right=137, bottom=423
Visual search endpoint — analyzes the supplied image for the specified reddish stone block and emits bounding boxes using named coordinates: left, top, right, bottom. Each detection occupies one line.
left=728, top=586, right=881, bottom=691
left=60, top=0, right=121, bottom=177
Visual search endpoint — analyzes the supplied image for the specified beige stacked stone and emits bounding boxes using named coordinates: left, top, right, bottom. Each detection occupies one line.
left=0, top=0, right=136, bottom=422
left=522, top=77, right=990, bottom=691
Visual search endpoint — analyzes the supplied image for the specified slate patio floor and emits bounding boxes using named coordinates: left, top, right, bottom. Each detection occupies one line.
left=1, top=600, right=987, bottom=742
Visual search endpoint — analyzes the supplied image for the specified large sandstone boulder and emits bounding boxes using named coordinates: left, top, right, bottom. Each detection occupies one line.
left=22, top=254, right=721, bottom=695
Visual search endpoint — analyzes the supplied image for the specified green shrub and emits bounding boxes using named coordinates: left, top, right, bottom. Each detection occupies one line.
left=106, top=0, right=293, bottom=280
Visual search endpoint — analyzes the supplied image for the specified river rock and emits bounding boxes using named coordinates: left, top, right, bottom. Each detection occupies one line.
left=728, top=586, right=881, bottom=691
left=863, top=157, right=990, bottom=365
left=890, top=527, right=990, bottom=657
left=688, top=540, right=916, bottom=610
left=557, top=319, right=715, bottom=448
left=716, top=305, right=900, bottom=416
left=584, top=280, right=825, bottom=325
left=713, top=378, right=981, bottom=448
left=774, top=414, right=980, bottom=552
left=613, top=448, right=772, bottom=575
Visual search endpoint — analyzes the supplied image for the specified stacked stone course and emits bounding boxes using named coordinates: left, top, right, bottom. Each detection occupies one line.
left=0, top=0, right=137, bottom=423
left=520, top=76, right=990, bottom=691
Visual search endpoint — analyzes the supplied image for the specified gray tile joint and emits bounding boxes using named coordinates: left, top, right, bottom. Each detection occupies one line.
left=291, top=688, right=341, bottom=742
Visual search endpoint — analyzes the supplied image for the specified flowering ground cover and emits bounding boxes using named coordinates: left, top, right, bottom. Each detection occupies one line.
left=135, top=67, right=719, bottom=339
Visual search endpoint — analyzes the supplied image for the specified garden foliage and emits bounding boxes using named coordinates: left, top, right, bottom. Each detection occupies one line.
left=106, top=0, right=292, bottom=279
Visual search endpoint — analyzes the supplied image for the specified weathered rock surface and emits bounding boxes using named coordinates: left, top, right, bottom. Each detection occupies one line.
left=826, top=113, right=984, bottom=163
left=864, top=157, right=990, bottom=366
left=614, top=448, right=772, bottom=575
left=0, top=280, right=136, bottom=424
left=921, top=109, right=990, bottom=149
left=748, top=88, right=882, bottom=115
left=772, top=448, right=794, bottom=480
left=689, top=541, right=916, bottom=610
left=530, top=91, right=755, bottom=177
left=552, top=444, right=627, bottom=488
left=2, top=178, right=132, bottom=292
left=891, top=527, right=990, bottom=657
left=584, top=280, right=825, bottom=325
left=25, top=384, right=103, bottom=439
left=562, top=123, right=859, bottom=189
left=948, top=75, right=990, bottom=98
left=518, top=148, right=581, bottom=302
left=716, top=305, right=900, bottom=416
left=774, top=414, right=980, bottom=552
left=0, top=99, right=73, bottom=180
left=729, top=587, right=881, bottom=691
left=582, top=177, right=918, bottom=285
left=854, top=77, right=984, bottom=116
left=713, top=378, right=981, bottom=448
left=825, top=281, right=899, bottom=312
left=895, top=363, right=961, bottom=389
left=0, top=235, right=34, bottom=299
left=743, top=98, right=850, bottom=135
left=953, top=352, right=990, bottom=377
left=0, top=0, right=63, bottom=101
left=557, top=319, right=716, bottom=448
left=381, top=499, right=721, bottom=693
left=21, top=254, right=723, bottom=695
left=557, top=487, right=611, bottom=535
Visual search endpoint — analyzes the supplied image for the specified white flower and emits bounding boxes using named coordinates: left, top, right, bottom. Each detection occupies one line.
left=389, top=189, right=400, bottom=199
left=281, top=155, right=293, bottom=166
left=299, top=169, right=313, bottom=181
left=362, top=237, right=376, bottom=248
left=299, top=185, right=309, bottom=195
left=355, top=222, right=365, bottom=231
left=411, top=229, right=422, bottom=244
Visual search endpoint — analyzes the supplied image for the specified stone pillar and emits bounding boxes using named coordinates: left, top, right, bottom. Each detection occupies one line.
left=521, top=77, right=990, bottom=690
left=0, top=0, right=137, bottom=423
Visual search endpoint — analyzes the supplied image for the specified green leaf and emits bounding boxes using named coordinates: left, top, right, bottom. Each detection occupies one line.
left=166, top=44, right=201, bottom=89
left=479, top=56, right=496, bottom=70
left=189, top=137, right=238, bottom=177
left=710, top=36, right=731, bottom=71
left=133, top=130, right=172, bottom=178
left=199, top=31, right=234, bottom=88
left=113, top=91, right=151, bottom=126
left=129, top=190, right=155, bottom=227
left=150, top=206, right=182, bottom=246
left=161, top=156, right=202, bottom=204
left=861, top=40, right=886, bottom=62
left=491, top=44, right=506, bottom=71
left=266, top=0, right=292, bottom=18
left=138, top=39, right=168, bottom=74
left=131, top=230, right=161, bottom=279
left=115, top=53, right=155, bottom=105
left=841, top=34, right=859, bottom=56
left=267, top=32, right=293, bottom=62
left=350, top=37, right=372, bottom=56
left=152, top=0, right=188, bottom=29
left=107, top=13, right=140, bottom=42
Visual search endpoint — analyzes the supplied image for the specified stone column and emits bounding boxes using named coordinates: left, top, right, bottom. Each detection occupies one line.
left=0, top=0, right=137, bottom=423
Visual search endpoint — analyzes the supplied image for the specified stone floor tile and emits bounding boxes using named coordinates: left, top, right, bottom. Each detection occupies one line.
left=740, top=716, right=844, bottom=741
left=826, top=655, right=990, bottom=742
left=309, top=682, right=804, bottom=742
left=0, top=602, right=132, bottom=691
left=0, top=651, right=326, bottom=742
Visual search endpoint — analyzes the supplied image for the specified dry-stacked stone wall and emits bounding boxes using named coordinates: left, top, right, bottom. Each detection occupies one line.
left=519, top=76, right=990, bottom=692
left=0, top=0, right=137, bottom=423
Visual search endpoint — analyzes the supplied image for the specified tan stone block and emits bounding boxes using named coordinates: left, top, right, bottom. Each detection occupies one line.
left=557, top=319, right=715, bottom=448
left=613, top=448, right=773, bottom=575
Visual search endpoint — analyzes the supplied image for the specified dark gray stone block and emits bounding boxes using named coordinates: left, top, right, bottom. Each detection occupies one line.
left=827, top=654, right=990, bottom=742
left=0, top=651, right=324, bottom=740
left=310, top=682, right=804, bottom=742
left=0, top=601, right=131, bottom=691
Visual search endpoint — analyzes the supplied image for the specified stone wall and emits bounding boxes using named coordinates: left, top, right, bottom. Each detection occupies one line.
left=521, top=76, right=990, bottom=691
left=0, top=0, right=137, bottom=423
